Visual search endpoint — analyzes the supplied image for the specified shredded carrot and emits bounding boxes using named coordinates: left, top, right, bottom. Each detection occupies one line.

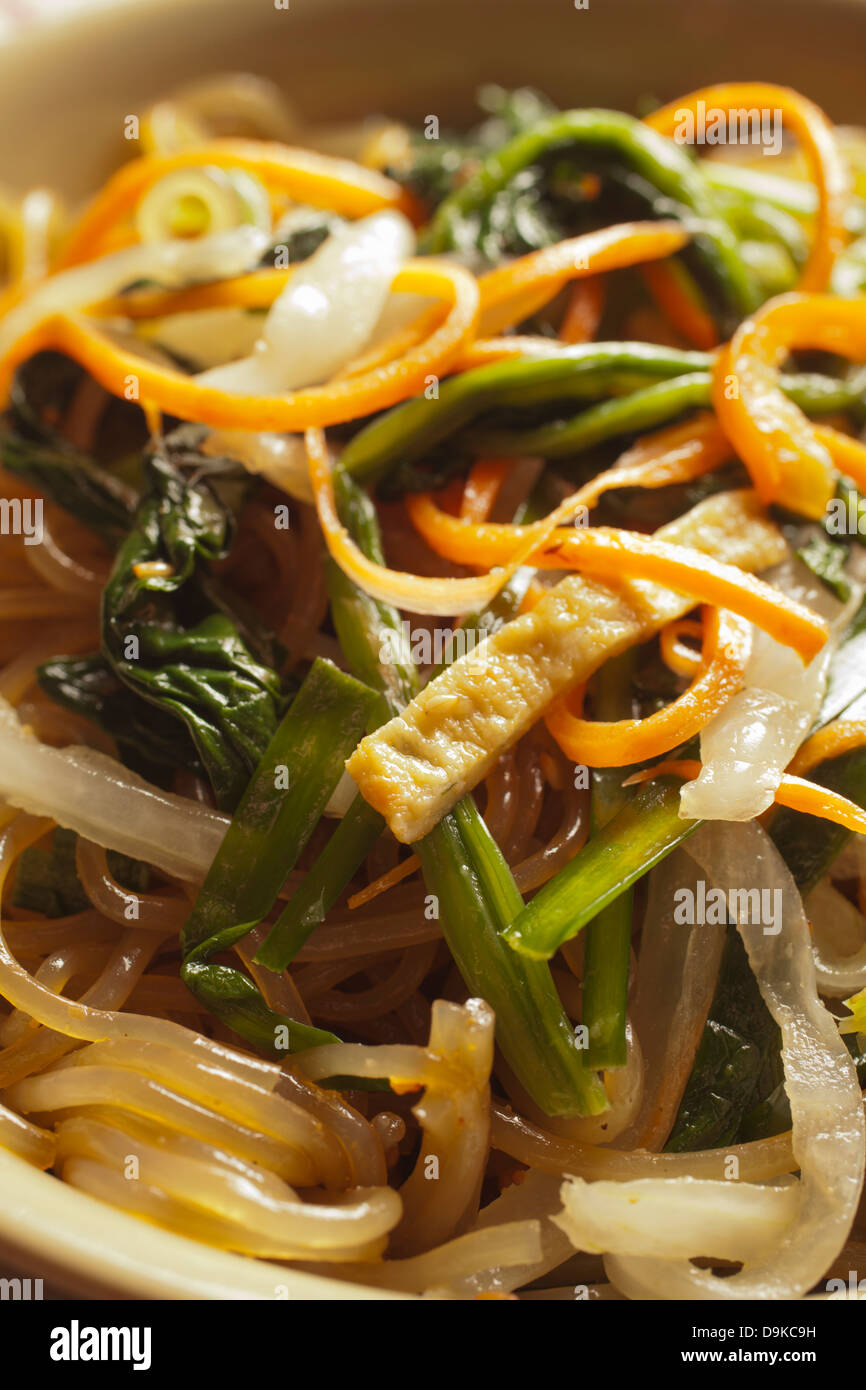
left=714, top=293, right=866, bottom=519
left=306, top=425, right=542, bottom=616
left=459, top=459, right=511, bottom=523
left=547, top=525, right=827, bottom=663
left=406, top=488, right=827, bottom=659
left=451, top=335, right=573, bottom=371
left=347, top=853, right=421, bottom=910
left=475, top=220, right=689, bottom=336
left=559, top=276, right=605, bottom=344
left=406, top=411, right=732, bottom=572
left=545, top=608, right=751, bottom=767
left=336, top=302, right=448, bottom=380
left=640, top=260, right=719, bottom=350
left=59, top=141, right=420, bottom=267
left=812, top=423, right=866, bottom=495
left=622, top=759, right=702, bottom=787
left=659, top=617, right=704, bottom=676
left=306, top=405, right=718, bottom=618
left=774, top=775, right=866, bottom=834
left=625, top=758, right=866, bottom=836
left=788, top=719, right=866, bottom=778
left=645, top=82, right=850, bottom=291
left=0, top=261, right=480, bottom=430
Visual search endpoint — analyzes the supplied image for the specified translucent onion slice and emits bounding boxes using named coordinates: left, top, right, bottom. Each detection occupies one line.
left=139, top=306, right=264, bottom=370
left=680, top=562, right=856, bottom=822
left=806, top=878, right=866, bottom=997
left=0, top=225, right=270, bottom=363
left=135, top=166, right=272, bottom=243
left=197, top=210, right=415, bottom=395
left=0, top=696, right=227, bottom=880
left=202, top=426, right=313, bottom=503
left=603, top=820, right=866, bottom=1301
left=556, top=1175, right=800, bottom=1262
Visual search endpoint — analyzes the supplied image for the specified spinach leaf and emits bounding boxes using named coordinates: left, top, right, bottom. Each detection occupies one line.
left=796, top=532, right=852, bottom=601
left=666, top=926, right=782, bottom=1152
left=12, top=828, right=91, bottom=918
left=98, top=445, right=289, bottom=810
left=12, top=827, right=149, bottom=918
left=37, top=653, right=204, bottom=785
left=0, top=428, right=137, bottom=544
left=667, top=747, right=866, bottom=1150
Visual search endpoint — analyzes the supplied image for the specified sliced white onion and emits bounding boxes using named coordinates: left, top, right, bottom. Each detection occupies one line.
left=0, top=697, right=227, bottom=880
left=135, top=167, right=271, bottom=244
left=603, top=821, right=865, bottom=1300
left=680, top=561, right=857, bottom=822
left=557, top=1175, right=800, bottom=1262
left=202, top=427, right=313, bottom=503
left=196, top=210, right=415, bottom=395
left=0, top=225, right=270, bottom=363
left=616, top=847, right=726, bottom=1150
left=138, top=307, right=264, bottom=370
left=323, top=768, right=360, bottom=819
left=806, top=878, right=866, bottom=997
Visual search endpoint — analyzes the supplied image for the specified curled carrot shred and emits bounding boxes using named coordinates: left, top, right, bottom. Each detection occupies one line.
left=406, top=411, right=732, bottom=570
left=559, top=276, right=605, bottom=344
left=475, top=220, right=689, bottom=336
left=545, top=607, right=751, bottom=767
left=714, top=292, right=866, bottom=519
left=347, top=853, right=421, bottom=910
left=787, top=719, right=866, bottom=778
left=306, top=425, right=543, bottom=616
left=626, top=759, right=866, bottom=836
left=645, top=82, right=850, bottom=291
left=459, top=458, right=511, bottom=523
left=774, top=775, right=866, bottom=834
left=546, top=525, right=827, bottom=663
left=0, top=260, right=480, bottom=430
left=59, top=140, right=419, bottom=267
left=640, top=260, right=719, bottom=350
left=659, top=617, right=704, bottom=676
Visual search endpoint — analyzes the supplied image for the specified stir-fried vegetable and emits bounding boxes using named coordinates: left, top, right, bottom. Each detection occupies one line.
left=180, top=657, right=378, bottom=1055
left=96, top=442, right=289, bottom=809
left=5, top=71, right=866, bottom=1301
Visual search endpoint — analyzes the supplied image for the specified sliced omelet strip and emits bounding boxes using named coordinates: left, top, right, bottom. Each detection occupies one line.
left=347, top=490, right=787, bottom=843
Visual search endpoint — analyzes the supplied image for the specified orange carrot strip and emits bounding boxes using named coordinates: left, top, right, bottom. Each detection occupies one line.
left=347, top=854, right=421, bottom=910
left=625, top=757, right=866, bottom=836
left=622, top=759, right=702, bottom=787
left=459, top=459, right=511, bottom=523
left=60, top=141, right=419, bottom=267
left=545, top=607, right=751, bottom=767
left=659, top=617, right=704, bottom=676
left=406, top=412, right=734, bottom=573
left=714, top=293, right=866, bottom=519
left=645, top=82, right=850, bottom=291
left=476, top=221, right=689, bottom=336
left=774, top=775, right=866, bottom=834
left=640, top=260, right=719, bottom=350
left=0, top=260, right=480, bottom=430
left=559, top=276, right=605, bottom=344
left=547, top=525, right=827, bottom=663
left=787, top=719, right=866, bottom=778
